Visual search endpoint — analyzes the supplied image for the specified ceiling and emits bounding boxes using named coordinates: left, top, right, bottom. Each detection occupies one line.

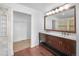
left=20, top=3, right=61, bottom=12
left=20, top=3, right=78, bottom=12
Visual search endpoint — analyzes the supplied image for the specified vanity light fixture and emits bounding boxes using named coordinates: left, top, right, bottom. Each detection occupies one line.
left=46, top=4, right=72, bottom=16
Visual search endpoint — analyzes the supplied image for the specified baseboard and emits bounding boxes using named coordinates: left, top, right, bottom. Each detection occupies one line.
left=13, top=39, right=31, bottom=43
left=31, top=43, right=39, bottom=48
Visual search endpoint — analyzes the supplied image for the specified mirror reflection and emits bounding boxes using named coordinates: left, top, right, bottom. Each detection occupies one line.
left=45, top=6, right=76, bottom=32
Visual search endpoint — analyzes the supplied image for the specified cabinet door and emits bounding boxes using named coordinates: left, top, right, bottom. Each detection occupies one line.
left=45, top=35, right=60, bottom=49
left=62, top=39, right=76, bottom=55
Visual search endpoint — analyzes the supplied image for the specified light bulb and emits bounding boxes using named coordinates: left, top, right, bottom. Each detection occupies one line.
left=59, top=6, right=64, bottom=11
left=46, top=13, right=49, bottom=15
left=55, top=9, right=59, bottom=13
left=49, top=12, right=52, bottom=15
left=46, top=11, right=52, bottom=15
left=51, top=10, right=55, bottom=14
left=64, top=4, right=71, bottom=10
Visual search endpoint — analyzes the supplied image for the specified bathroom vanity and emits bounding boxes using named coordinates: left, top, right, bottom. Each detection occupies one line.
left=39, top=33, right=76, bottom=56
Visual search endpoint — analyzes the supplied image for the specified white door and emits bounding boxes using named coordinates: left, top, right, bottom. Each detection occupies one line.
left=0, top=7, right=9, bottom=56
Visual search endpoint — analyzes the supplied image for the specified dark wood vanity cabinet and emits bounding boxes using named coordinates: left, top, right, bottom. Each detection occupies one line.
left=39, top=33, right=76, bottom=56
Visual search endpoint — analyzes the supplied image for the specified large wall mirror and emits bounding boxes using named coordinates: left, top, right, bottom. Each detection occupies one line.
left=44, top=4, right=76, bottom=33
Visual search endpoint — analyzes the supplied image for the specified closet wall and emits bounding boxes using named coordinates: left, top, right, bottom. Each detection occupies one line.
left=13, top=11, right=31, bottom=42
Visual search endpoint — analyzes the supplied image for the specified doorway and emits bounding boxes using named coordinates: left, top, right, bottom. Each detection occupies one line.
left=13, top=11, right=31, bottom=53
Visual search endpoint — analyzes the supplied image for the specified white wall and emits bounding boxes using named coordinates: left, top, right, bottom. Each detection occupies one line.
left=27, top=14, right=31, bottom=39
left=13, top=11, right=31, bottom=42
left=76, top=4, right=79, bottom=56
